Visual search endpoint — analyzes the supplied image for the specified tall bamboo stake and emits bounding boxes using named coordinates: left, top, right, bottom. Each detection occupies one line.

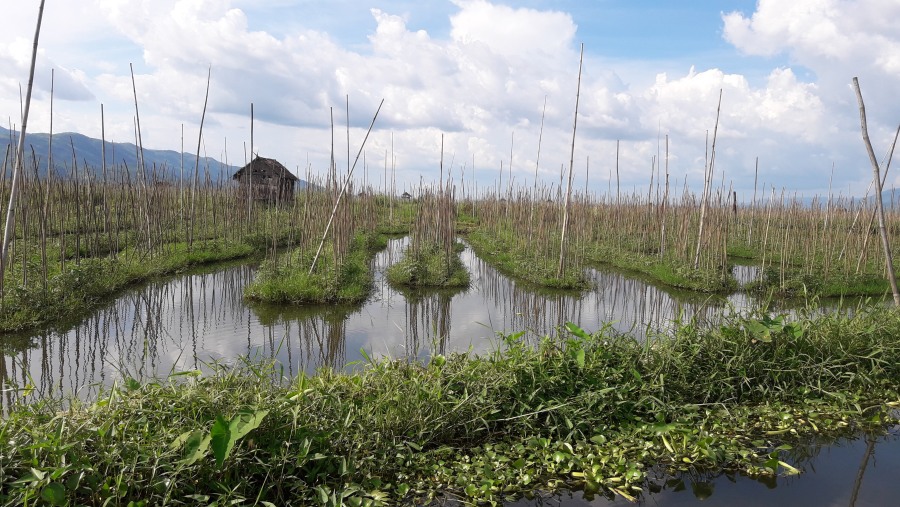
left=0, top=0, right=45, bottom=287
left=693, top=89, right=723, bottom=269
left=853, top=77, right=900, bottom=305
left=190, top=66, right=212, bottom=247
left=557, top=43, right=584, bottom=278
left=309, top=99, right=384, bottom=275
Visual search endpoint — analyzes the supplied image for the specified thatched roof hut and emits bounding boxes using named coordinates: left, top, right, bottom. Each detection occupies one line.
left=233, top=156, right=298, bottom=203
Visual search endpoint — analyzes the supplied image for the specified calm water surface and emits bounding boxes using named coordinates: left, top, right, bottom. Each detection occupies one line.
left=1, top=237, right=758, bottom=403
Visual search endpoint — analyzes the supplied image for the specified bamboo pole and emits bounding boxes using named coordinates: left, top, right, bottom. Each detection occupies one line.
left=557, top=43, right=584, bottom=278
left=190, top=66, right=212, bottom=247
left=309, top=99, right=384, bottom=275
left=853, top=77, right=900, bottom=305
left=693, top=89, right=722, bottom=269
left=0, top=0, right=45, bottom=287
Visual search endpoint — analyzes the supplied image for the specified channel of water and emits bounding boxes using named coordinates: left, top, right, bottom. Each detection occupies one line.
left=0, top=237, right=761, bottom=403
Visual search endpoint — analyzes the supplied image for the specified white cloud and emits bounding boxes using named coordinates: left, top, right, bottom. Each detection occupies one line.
left=723, top=0, right=900, bottom=119
left=449, top=0, right=575, bottom=59
left=2, top=0, right=899, bottom=196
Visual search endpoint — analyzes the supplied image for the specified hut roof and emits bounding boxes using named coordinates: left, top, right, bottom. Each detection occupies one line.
left=232, top=156, right=299, bottom=181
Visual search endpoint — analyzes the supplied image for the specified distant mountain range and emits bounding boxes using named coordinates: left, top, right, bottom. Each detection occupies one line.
left=0, top=125, right=242, bottom=182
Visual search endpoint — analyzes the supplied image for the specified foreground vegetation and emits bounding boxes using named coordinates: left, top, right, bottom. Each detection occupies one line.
left=2, top=305, right=899, bottom=505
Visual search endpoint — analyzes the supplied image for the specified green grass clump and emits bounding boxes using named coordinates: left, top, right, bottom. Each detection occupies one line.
left=747, top=266, right=890, bottom=298
left=386, top=242, right=469, bottom=288
left=465, top=229, right=589, bottom=290
left=585, top=244, right=737, bottom=293
left=2, top=306, right=899, bottom=505
left=0, top=240, right=256, bottom=332
left=244, top=233, right=387, bottom=305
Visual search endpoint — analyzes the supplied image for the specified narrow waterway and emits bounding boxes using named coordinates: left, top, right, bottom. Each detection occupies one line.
left=1, top=237, right=761, bottom=405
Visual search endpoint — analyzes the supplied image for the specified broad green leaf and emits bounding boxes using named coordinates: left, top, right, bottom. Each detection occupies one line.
left=574, top=348, right=585, bottom=369
left=229, top=409, right=269, bottom=441
left=210, top=416, right=233, bottom=469
left=565, top=322, right=590, bottom=340
left=180, top=430, right=211, bottom=466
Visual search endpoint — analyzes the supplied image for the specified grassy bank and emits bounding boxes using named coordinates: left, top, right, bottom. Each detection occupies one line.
left=386, top=186, right=468, bottom=289
left=585, top=245, right=738, bottom=293
left=3, top=306, right=899, bottom=505
left=386, top=242, right=469, bottom=288
left=466, top=228, right=589, bottom=290
left=0, top=240, right=256, bottom=332
left=244, top=233, right=387, bottom=305
left=746, top=266, right=891, bottom=298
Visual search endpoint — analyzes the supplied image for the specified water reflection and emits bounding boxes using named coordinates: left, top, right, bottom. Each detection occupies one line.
left=0, top=237, right=816, bottom=409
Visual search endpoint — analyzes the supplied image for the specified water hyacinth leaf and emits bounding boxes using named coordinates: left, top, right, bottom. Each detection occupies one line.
left=590, top=434, right=607, bottom=445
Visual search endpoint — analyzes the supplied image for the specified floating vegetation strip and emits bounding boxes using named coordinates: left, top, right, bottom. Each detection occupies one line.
left=386, top=241, right=469, bottom=288
left=585, top=244, right=737, bottom=293
left=386, top=180, right=468, bottom=289
left=2, top=306, right=899, bottom=505
left=0, top=240, right=256, bottom=332
left=465, top=228, right=589, bottom=290
left=244, top=232, right=388, bottom=305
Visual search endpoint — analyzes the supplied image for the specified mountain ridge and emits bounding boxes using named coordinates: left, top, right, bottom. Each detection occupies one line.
left=0, top=126, right=305, bottom=185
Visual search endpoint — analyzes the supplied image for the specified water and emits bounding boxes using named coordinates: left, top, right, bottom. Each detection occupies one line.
left=1, top=237, right=758, bottom=405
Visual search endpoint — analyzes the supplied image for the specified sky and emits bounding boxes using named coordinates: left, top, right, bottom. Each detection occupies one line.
left=2, top=0, right=899, bottom=198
